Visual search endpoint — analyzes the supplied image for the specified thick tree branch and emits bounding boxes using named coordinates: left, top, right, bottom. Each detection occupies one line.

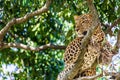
left=75, top=73, right=102, bottom=80
left=0, top=42, right=66, bottom=51
left=75, top=71, right=120, bottom=80
left=0, top=0, right=52, bottom=42
left=62, top=0, right=101, bottom=80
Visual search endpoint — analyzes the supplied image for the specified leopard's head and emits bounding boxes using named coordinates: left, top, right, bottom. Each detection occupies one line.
left=74, top=14, right=93, bottom=37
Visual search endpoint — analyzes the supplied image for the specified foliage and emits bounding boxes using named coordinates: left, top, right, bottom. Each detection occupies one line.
left=0, top=0, right=120, bottom=80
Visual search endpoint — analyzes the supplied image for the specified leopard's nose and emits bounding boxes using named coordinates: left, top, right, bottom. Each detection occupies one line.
left=82, top=31, right=87, bottom=35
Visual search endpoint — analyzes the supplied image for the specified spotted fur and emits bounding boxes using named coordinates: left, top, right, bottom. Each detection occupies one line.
left=57, top=14, right=113, bottom=80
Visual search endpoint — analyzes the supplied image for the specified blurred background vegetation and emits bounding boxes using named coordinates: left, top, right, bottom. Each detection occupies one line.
left=0, top=0, right=120, bottom=80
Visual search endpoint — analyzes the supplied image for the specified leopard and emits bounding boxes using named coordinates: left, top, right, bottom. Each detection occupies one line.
left=57, top=14, right=113, bottom=80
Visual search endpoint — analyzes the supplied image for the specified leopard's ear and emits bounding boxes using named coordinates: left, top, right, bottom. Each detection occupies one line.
left=88, top=14, right=93, bottom=18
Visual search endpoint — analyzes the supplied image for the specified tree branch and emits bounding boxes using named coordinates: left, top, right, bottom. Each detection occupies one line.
left=111, top=17, right=120, bottom=28
left=113, top=30, right=120, bottom=54
left=75, top=71, right=120, bottom=80
left=101, top=17, right=120, bottom=36
left=101, top=23, right=113, bottom=35
left=0, top=0, right=52, bottom=42
left=75, top=73, right=102, bottom=80
left=0, top=42, right=66, bottom=51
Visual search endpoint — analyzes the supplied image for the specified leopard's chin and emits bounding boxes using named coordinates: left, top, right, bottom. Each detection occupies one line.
left=77, top=34, right=84, bottom=37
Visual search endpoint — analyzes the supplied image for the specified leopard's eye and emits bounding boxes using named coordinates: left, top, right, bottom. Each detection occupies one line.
left=82, top=31, right=87, bottom=35
left=75, top=28, right=79, bottom=32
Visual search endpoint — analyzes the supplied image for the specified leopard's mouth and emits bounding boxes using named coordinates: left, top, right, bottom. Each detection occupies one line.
left=77, top=33, right=84, bottom=37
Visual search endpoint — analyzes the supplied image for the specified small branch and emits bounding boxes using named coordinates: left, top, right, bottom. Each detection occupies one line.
left=0, top=0, right=52, bottom=42
left=0, top=42, right=66, bottom=51
left=111, top=17, right=120, bottom=28
left=101, top=17, right=120, bottom=36
left=102, top=24, right=113, bottom=36
left=8, top=32, right=19, bottom=39
left=101, top=23, right=110, bottom=28
left=103, top=17, right=120, bottom=30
